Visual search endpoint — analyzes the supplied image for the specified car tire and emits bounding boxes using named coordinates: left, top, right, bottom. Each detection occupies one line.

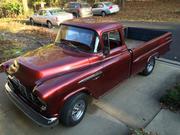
left=30, top=18, right=34, bottom=25
left=47, top=21, right=52, bottom=29
left=141, top=57, right=155, bottom=76
left=101, top=11, right=106, bottom=17
left=73, top=13, right=79, bottom=18
left=60, top=93, right=88, bottom=126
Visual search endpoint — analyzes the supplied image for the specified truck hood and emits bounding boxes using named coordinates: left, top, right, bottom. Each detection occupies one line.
left=14, top=44, right=91, bottom=86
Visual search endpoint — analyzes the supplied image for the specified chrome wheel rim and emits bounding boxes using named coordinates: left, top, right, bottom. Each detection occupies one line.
left=147, top=59, right=154, bottom=72
left=71, top=100, right=85, bottom=121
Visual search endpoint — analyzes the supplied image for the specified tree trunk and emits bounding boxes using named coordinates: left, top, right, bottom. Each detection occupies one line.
left=22, top=0, right=29, bottom=15
left=117, top=0, right=125, bottom=9
left=121, top=0, right=125, bottom=9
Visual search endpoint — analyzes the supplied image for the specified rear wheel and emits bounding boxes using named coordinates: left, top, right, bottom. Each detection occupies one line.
left=141, top=57, right=155, bottom=76
left=101, top=11, right=106, bottom=17
left=73, top=12, right=79, bottom=18
left=47, top=21, right=52, bottom=29
left=60, top=93, right=88, bottom=126
left=30, top=18, right=34, bottom=25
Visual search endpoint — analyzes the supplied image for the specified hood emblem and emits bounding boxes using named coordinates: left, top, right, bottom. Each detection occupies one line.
left=7, top=60, right=19, bottom=75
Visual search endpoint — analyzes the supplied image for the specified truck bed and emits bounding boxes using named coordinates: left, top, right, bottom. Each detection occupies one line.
left=125, top=39, right=145, bottom=49
left=124, top=27, right=168, bottom=49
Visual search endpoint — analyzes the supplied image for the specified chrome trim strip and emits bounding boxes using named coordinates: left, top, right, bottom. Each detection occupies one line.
left=78, top=71, right=103, bottom=84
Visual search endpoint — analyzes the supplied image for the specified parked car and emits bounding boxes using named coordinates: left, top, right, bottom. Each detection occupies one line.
left=1, top=19, right=172, bottom=127
left=64, top=2, right=93, bottom=18
left=92, top=2, right=120, bottom=17
left=29, top=8, right=73, bottom=28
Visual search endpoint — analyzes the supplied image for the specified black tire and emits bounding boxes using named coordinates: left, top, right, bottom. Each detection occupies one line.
left=73, top=12, right=79, bottom=18
left=141, top=57, right=155, bottom=76
left=60, top=93, right=88, bottom=126
left=30, top=18, right=34, bottom=25
left=101, top=11, right=106, bottom=17
left=47, top=21, right=52, bottom=29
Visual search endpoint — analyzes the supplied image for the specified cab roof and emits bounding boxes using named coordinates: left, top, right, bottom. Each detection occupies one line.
left=62, top=18, right=123, bottom=34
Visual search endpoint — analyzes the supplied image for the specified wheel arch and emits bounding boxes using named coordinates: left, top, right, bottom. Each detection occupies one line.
left=147, top=52, right=159, bottom=62
left=55, top=87, right=92, bottom=116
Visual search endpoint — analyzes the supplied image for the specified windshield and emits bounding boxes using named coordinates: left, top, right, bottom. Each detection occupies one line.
left=55, top=25, right=100, bottom=53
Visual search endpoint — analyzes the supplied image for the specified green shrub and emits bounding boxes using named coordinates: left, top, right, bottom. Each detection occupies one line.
left=160, top=83, right=180, bottom=110
left=0, top=0, right=22, bottom=18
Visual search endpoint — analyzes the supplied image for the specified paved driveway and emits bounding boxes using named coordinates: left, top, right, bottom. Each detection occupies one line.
left=0, top=61, right=180, bottom=135
left=0, top=76, right=128, bottom=135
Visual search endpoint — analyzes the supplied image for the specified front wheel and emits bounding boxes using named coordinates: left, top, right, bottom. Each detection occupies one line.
left=60, top=93, right=88, bottom=126
left=47, top=21, right=52, bottom=29
left=141, top=57, right=155, bottom=76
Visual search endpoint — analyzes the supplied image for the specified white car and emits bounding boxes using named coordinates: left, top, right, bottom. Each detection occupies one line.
left=92, top=2, right=120, bottom=17
left=30, top=8, right=74, bottom=28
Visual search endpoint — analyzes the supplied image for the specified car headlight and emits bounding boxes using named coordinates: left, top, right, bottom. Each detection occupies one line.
left=33, top=87, right=47, bottom=111
left=37, top=97, right=47, bottom=111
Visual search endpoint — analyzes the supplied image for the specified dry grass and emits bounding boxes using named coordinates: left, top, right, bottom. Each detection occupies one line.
left=0, top=21, right=56, bottom=64
left=102, top=0, right=180, bottom=22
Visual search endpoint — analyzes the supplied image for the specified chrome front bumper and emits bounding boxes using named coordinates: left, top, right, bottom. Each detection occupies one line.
left=5, top=82, right=59, bottom=127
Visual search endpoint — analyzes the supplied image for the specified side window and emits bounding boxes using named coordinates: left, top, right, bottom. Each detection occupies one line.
left=44, top=11, right=49, bottom=16
left=75, top=3, right=80, bottom=8
left=39, top=10, right=43, bottom=15
left=109, top=30, right=121, bottom=49
left=103, top=31, right=121, bottom=50
left=39, top=10, right=47, bottom=16
left=98, top=4, right=103, bottom=8
left=109, top=31, right=121, bottom=41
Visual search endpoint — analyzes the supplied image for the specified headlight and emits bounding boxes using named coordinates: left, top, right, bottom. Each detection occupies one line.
left=33, top=87, right=47, bottom=111
left=37, top=97, right=47, bottom=111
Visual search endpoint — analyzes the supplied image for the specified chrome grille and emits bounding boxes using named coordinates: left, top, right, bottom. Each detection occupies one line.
left=8, top=76, right=34, bottom=102
left=8, top=76, right=44, bottom=107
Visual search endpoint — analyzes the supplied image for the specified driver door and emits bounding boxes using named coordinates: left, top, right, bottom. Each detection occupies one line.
left=99, top=30, right=131, bottom=95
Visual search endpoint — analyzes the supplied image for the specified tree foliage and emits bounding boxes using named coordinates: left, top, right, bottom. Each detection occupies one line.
left=0, top=0, right=23, bottom=18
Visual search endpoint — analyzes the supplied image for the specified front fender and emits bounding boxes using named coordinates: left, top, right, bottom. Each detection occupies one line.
left=34, top=70, right=93, bottom=116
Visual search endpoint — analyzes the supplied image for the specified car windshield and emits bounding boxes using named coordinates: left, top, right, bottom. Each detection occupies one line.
left=55, top=25, right=99, bottom=53
left=104, top=2, right=113, bottom=6
left=49, top=9, right=63, bottom=15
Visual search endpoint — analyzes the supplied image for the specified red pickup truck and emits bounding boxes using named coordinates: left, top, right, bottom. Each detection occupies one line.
left=1, top=20, right=172, bottom=127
